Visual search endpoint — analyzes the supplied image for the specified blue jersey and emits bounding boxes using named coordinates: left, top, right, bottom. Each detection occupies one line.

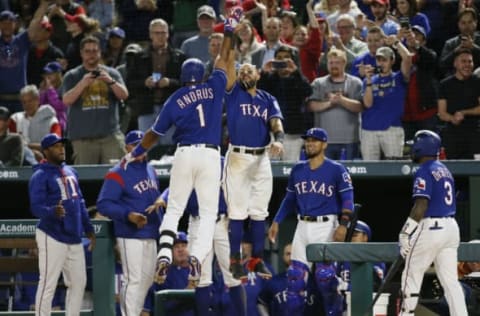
left=152, top=69, right=227, bottom=145
left=243, top=271, right=267, bottom=316
left=280, top=159, right=353, bottom=218
left=412, top=160, right=456, bottom=217
left=153, top=265, right=195, bottom=316
left=361, top=71, right=407, bottom=130
left=225, top=83, right=283, bottom=147
left=350, top=52, right=376, bottom=79
left=258, top=271, right=320, bottom=316
left=29, top=162, right=94, bottom=244
left=96, top=160, right=162, bottom=239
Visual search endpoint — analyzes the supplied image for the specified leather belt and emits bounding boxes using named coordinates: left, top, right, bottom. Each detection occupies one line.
left=232, top=146, right=266, bottom=155
left=178, top=143, right=219, bottom=151
left=298, top=215, right=331, bottom=222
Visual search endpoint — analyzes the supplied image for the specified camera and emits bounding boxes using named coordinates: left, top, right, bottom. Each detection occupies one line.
left=271, top=60, right=287, bottom=70
left=399, top=17, right=410, bottom=29
left=91, top=70, right=101, bottom=78
left=374, top=66, right=381, bottom=74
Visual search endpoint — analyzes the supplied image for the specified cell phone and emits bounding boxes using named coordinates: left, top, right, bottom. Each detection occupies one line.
left=272, top=60, right=287, bottom=69
left=152, top=72, right=162, bottom=82
left=374, top=66, right=381, bottom=74
left=399, top=17, right=410, bottom=29
left=91, top=70, right=101, bottom=78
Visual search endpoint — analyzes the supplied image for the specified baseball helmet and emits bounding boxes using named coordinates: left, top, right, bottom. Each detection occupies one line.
left=354, top=220, right=371, bottom=240
left=180, top=58, right=205, bottom=84
left=411, top=130, right=441, bottom=159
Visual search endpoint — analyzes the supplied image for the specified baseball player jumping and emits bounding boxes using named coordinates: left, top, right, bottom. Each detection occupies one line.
left=268, top=128, right=355, bottom=316
left=398, top=130, right=468, bottom=315
left=223, top=60, right=285, bottom=280
left=158, top=171, right=246, bottom=316
left=122, top=9, right=242, bottom=285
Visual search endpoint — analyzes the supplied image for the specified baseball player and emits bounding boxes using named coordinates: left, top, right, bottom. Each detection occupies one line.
left=96, top=130, right=162, bottom=316
left=398, top=130, right=468, bottom=316
left=156, top=161, right=247, bottom=316
left=337, top=221, right=385, bottom=290
left=223, top=60, right=285, bottom=280
left=150, top=232, right=196, bottom=316
left=257, top=243, right=321, bottom=316
left=121, top=9, right=243, bottom=284
left=28, top=133, right=96, bottom=315
left=268, top=127, right=355, bottom=316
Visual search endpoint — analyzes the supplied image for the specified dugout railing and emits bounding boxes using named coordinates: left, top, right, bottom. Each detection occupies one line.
left=0, top=219, right=115, bottom=316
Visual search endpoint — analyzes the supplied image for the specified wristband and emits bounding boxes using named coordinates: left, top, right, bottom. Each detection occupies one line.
left=273, top=131, right=285, bottom=144
left=108, top=80, right=116, bottom=86
left=131, top=143, right=147, bottom=158
left=339, top=212, right=353, bottom=227
left=366, top=83, right=372, bottom=87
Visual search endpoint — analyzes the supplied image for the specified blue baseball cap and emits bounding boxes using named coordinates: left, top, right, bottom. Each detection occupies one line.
left=175, top=231, right=188, bottom=244
left=125, top=130, right=144, bottom=145
left=411, top=25, right=427, bottom=38
left=41, top=133, right=67, bottom=150
left=108, top=27, right=125, bottom=39
left=354, top=220, right=372, bottom=240
left=301, top=128, right=328, bottom=142
left=0, top=10, right=17, bottom=21
left=43, top=61, right=63, bottom=74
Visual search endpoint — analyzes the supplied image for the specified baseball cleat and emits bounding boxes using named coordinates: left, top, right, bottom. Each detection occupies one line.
left=249, top=257, right=272, bottom=279
left=188, top=255, right=201, bottom=287
left=154, top=258, right=170, bottom=284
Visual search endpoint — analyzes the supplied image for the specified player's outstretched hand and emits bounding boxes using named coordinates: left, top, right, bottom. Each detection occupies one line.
left=224, top=6, right=243, bottom=32
left=128, top=212, right=148, bottom=229
left=145, top=198, right=167, bottom=214
left=86, top=231, right=96, bottom=251
left=120, top=152, right=145, bottom=170
left=268, top=222, right=279, bottom=243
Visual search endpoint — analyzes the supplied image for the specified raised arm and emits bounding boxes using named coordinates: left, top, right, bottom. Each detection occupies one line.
left=28, top=0, right=50, bottom=41
left=216, top=7, right=243, bottom=90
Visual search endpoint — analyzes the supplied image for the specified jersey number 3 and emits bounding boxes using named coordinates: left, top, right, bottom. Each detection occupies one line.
left=444, top=181, right=453, bottom=206
left=196, top=104, right=205, bottom=127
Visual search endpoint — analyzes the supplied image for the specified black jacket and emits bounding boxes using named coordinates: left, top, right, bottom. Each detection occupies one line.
left=126, top=45, right=186, bottom=116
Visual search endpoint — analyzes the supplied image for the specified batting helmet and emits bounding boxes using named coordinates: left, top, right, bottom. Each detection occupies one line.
left=411, top=130, right=441, bottom=159
left=354, top=220, right=372, bottom=240
left=180, top=58, right=205, bottom=84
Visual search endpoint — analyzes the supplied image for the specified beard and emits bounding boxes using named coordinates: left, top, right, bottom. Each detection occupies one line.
left=239, top=78, right=256, bottom=90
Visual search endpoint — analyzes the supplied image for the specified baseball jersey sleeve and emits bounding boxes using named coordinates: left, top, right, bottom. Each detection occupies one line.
left=97, top=171, right=131, bottom=222
left=28, top=170, right=56, bottom=220
left=412, top=167, right=432, bottom=200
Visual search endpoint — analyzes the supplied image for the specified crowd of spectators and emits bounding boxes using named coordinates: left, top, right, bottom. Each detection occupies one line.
left=1, top=0, right=480, bottom=167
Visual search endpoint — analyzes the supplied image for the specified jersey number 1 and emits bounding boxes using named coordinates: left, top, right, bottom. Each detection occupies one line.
left=196, top=104, right=205, bottom=127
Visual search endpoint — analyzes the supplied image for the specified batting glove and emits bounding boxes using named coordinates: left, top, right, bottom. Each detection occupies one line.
left=398, top=217, right=419, bottom=258
left=224, top=6, right=243, bottom=32
left=120, top=152, right=135, bottom=170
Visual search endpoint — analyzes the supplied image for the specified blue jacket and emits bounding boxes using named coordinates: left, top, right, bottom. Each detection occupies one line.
left=97, top=160, right=162, bottom=239
left=29, top=161, right=93, bottom=244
